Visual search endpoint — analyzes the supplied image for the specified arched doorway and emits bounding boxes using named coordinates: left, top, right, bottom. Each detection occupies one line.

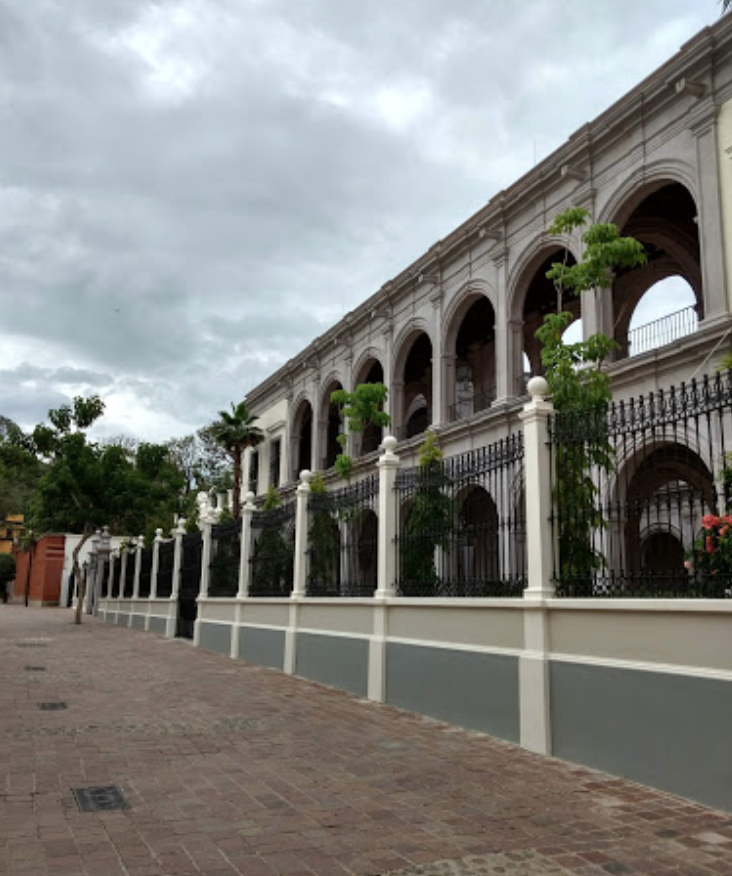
left=625, top=276, right=698, bottom=357
left=399, top=333, right=432, bottom=439
left=457, top=486, right=499, bottom=594
left=320, top=381, right=343, bottom=471
left=354, top=359, right=385, bottom=456
left=292, top=400, right=313, bottom=479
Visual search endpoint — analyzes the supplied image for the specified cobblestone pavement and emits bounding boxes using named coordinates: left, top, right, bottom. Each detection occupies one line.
left=1, top=607, right=732, bottom=876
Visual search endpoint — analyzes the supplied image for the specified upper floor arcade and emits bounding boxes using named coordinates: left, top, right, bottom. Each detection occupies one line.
left=244, top=15, right=732, bottom=497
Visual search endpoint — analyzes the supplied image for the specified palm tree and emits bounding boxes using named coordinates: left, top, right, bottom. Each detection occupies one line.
left=211, top=400, right=264, bottom=518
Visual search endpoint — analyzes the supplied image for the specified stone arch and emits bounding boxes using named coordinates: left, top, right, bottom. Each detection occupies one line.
left=601, top=173, right=702, bottom=357
left=351, top=353, right=386, bottom=456
left=319, top=377, right=343, bottom=471
left=391, top=321, right=434, bottom=440
left=442, top=283, right=497, bottom=421
left=597, top=159, right=699, bottom=228
left=353, top=348, right=385, bottom=385
left=454, top=484, right=500, bottom=593
left=290, top=395, right=314, bottom=478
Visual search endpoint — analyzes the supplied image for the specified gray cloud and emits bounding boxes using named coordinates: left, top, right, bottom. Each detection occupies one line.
left=0, top=0, right=721, bottom=440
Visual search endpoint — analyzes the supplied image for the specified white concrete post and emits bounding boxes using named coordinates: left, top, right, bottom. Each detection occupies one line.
left=285, top=470, right=312, bottom=676
left=120, top=549, right=128, bottom=599
left=292, top=470, right=312, bottom=598
left=237, top=493, right=256, bottom=599
left=375, top=436, right=400, bottom=599
left=199, top=521, right=212, bottom=600
left=518, top=375, right=555, bottom=756
left=166, top=518, right=187, bottom=638
left=132, top=535, right=144, bottom=599
left=518, top=377, right=555, bottom=599
left=150, top=528, right=163, bottom=599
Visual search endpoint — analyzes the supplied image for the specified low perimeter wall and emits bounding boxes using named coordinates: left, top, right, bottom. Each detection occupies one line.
left=97, top=595, right=732, bottom=813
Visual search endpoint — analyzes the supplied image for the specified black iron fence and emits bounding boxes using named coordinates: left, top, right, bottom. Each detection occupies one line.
left=177, top=532, right=202, bottom=638
left=209, top=520, right=240, bottom=597
left=395, top=435, right=526, bottom=597
left=123, top=552, right=135, bottom=597
left=307, top=475, right=379, bottom=597
left=108, top=555, right=121, bottom=598
left=156, top=541, right=175, bottom=598
left=249, top=503, right=296, bottom=597
left=549, top=371, right=732, bottom=598
left=138, top=547, right=152, bottom=598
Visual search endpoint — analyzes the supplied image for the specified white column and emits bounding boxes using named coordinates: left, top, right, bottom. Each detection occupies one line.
left=237, top=493, right=256, bottom=599
left=166, top=518, right=187, bottom=638
left=193, top=518, right=212, bottom=648
left=132, top=536, right=144, bottom=599
left=517, top=376, right=555, bottom=757
left=150, top=528, right=163, bottom=599
left=292, top=470, right=312, bottom=598
left=375, top=436, right=400, bottom=598
left=518, top=377, right=555, bottom=598
left=430, top=292, right=445, bottom=426
left=120, top=550, right=128, bottom=599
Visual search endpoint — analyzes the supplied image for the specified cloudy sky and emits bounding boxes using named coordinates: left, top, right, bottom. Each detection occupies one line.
left=0, top=0, right=724, bottom=442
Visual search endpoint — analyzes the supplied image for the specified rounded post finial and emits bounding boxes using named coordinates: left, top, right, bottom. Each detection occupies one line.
left=527, top=376, right=550, bottom=401
left=382, top=436, right=398, bottom=454
left=299, top=469, right=313, bottom=484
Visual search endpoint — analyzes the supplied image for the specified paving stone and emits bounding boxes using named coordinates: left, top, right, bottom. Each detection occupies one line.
left=1, top=606, right=732, bottom=876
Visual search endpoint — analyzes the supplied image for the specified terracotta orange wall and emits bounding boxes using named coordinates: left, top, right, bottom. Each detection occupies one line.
left=13, top=536, right=65, bottom=605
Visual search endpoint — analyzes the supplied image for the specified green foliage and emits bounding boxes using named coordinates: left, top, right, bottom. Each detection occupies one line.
left=0, top=417, right=45, bottom=519
left=262, top=485, right=281, bottom=511
left=329, top=383, right=391, bottom=482
left=539, top=207, right=645, bottom=582
left=307, top=473, right=340, bottom=594
left=399, top=432, right=454, bottom=593
left=211, top=400, right=264, bottom=517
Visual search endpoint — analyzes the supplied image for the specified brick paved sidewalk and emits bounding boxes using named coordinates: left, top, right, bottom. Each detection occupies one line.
left=1, top=606, right=731, bottom=876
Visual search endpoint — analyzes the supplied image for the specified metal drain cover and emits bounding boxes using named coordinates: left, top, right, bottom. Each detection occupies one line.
left=73, top=786, right=128, bottom=812
left=39, top=702, right=67, bottom=711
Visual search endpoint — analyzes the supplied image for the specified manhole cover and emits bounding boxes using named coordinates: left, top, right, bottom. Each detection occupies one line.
left=72, top=786, right=128, bottom=812
left=25, top=666, right=46, bottom=671
left=39, top=702, right=67, bottom=711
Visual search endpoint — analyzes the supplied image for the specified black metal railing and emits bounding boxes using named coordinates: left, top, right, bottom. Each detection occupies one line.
left=109, top=555, right=121, bottom=598
left=449, top=386, right=496, bottom=422
left=395, top=435, right=526, bottom=597
left=549, top=370, right=732, bottom=598
left=617, top=305, right=698, bottom=359
left=99, top=560, right=109, bottom=600
left=209, top=520, right=241, bottom=597
left=307, top=475, right=379, bottom=597
left=156, top=541, right=175, bottom=598
left=177, top=532, right=202, bottom=639
left=249, top=502, right=296, bottom=597
left=138, top=547, right=153, bottom=598
left=123, top=552, right=135, bottom=597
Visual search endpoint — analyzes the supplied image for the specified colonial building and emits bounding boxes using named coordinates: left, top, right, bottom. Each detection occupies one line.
left=243, top=16, right=732, bottom=500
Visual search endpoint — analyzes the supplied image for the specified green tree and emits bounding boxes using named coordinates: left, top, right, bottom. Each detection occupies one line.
left=537, top=207, right=646, bottom=582
left=0, top=416, right=46, bottom=519
left=29, top=396, right=183, bottom=624
left=399, top=431, right=454, bottom=594
left=210, top=400, right=264, bottom=518
left=330, top=383, right=391, bottom=480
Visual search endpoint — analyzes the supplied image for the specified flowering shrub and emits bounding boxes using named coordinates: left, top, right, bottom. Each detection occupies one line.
left=686, top=513, right=732, bottom=593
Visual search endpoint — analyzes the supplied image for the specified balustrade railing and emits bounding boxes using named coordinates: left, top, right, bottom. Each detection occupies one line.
left=617, top=305, right=698, bottom=358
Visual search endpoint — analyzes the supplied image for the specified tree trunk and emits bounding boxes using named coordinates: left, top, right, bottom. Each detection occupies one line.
left=232, top=447, right=242, bottom=519
left=73, top=529, right=93, bottom=625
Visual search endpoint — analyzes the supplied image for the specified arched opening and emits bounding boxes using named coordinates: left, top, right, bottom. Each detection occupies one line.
left=292, top=400, right=313, bottom=480
left=521, top=249, right=580, bottom=377
left=449, top=296, right=496, bottom=421
left=612, top=182, right=701, bottom=358
left=400, top=333, right=432, bottom=439
left=321, top=381, right=343, bottom=471
left=623, top=443, right=715, bottom=586
left=355, top=359, right=385, bottom=456
left=625, top=276, right=698, bottom=357
left=457, top=486, right=499, bottom=593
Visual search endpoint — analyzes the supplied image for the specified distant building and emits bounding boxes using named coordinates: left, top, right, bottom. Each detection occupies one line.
left=0, top=513, right=25, bottom=554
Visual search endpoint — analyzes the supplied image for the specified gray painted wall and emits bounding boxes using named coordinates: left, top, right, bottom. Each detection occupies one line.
left=198, top=621, right=232, bottom=656
left=116, top=613, right=129, bottom=626
left=296, top=633, right=368, bottom=697
left=148, top=616, right=167, bottom=635
left=238, top=626, right=285, bottom=670
left=550, top=661, right=732, bottom=812
left=386, top=642, right=519, bottom=742
left=130, top=614, right=146, bottom=630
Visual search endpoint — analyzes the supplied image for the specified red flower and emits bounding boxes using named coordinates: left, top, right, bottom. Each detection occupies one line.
left=706, top=536, right=717, bottom=554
